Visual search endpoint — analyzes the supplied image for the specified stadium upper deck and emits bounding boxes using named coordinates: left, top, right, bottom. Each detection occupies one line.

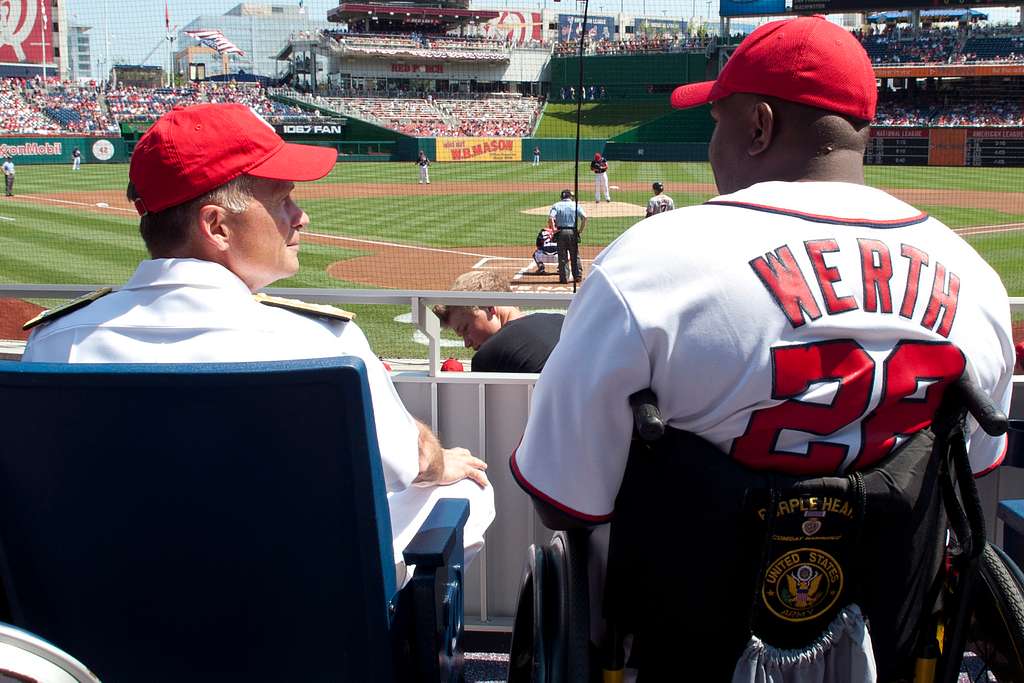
left=3, top=20, right=1024, bottom=137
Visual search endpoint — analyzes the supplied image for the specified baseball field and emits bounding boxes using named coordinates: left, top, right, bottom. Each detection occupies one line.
left=2, top=160, right=1023, bottom=359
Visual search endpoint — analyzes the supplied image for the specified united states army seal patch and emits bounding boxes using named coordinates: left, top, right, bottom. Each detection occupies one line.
left=762, top=548, right=843, bottom=623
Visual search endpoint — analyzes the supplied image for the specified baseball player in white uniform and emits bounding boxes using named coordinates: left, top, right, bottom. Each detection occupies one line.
left=590, top=153, right=610, bottom=202
left=511, top=17, right=1013, bottom=683
left=645, top=181, right=674, bottom=217
left=417, top=150, right=430, bottom=184
left=22, top=104, right=494, bottom=582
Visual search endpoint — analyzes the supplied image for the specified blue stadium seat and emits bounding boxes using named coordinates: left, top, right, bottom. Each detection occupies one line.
left=42, top=107, right=82, bottom=126
left=1000, top=499, right=1024, bottom=563
left=0, top=357, right=468, bottom=682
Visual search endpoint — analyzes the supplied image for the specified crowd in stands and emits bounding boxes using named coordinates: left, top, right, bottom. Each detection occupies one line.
left=303, top=91, right=542, bottom=137
left=437, top=96, right=540, bottom=136
left=0, top=78, right=314, bottom=135
left=0, top=77, right=116, bottom=135
left=875, top=99, right=1024, bottom=126
left=858, top=27, right=959, bottom=64
left=325, top=31, right=510, bottom=62
left=105, top=82, right=308, bottom=123
left=855, top=23, right=1024, bottom=65
left=553, top=34, right=708, bottom=56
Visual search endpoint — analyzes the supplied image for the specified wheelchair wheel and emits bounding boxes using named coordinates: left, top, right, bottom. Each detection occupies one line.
left=963, top=543, right=1024, bottom=682
left=507, top=532, right=591, bottom=683
left=509, top=545, right=547, bottom=683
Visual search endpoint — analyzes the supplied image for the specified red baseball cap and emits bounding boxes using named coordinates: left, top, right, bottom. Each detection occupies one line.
left=129, top=103, right=337, bottom=215
left=441, top=357, right=465, bottom=372
left=670, top=16, right=876, bottom=122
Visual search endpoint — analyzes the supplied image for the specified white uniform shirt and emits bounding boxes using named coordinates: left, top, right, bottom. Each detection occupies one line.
left=23, top=258, right=421, bottom=492
left=646, top=194, right=675, bottom=216
left=513, top=181, right=1014, bottom=522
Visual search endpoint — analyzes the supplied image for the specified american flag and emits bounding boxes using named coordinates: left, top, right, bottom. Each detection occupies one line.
left=185, top=29, right=246, bottom=56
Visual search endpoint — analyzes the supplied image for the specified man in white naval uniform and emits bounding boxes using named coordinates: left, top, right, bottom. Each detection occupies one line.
left=22, top=103, right=495, bottom=579
left=511, top=16, right=1014, bottom=683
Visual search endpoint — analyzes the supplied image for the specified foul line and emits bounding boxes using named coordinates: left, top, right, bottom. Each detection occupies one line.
left=20, top=195, right=136, bottom=213
left=305, top=231, right=505, bottom=259
left=0, top=216, right=14, bottom=222
left=955, top=222, right=1024, bottom=237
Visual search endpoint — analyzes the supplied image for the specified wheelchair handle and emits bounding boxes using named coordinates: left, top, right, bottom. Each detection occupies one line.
left=629, top=389, right=665, bottom=442
left=953, top=373, right=1007, bottom=437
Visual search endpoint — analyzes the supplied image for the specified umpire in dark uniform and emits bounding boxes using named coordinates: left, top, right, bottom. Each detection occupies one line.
left=548, top=189, right=588, bottom=284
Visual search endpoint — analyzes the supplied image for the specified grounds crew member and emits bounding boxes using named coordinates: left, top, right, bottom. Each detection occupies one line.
left=511, top=16, right=1013, bottom=682
left=548, top=189, right=587, bottom=284
left=21, top=103, right=495, bottom=581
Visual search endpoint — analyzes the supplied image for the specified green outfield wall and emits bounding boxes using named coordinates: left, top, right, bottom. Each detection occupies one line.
left=520, top=138, right=606, bottom=161
left=548, top=52, right=711, bottom=100
left=0, top=137, right=128, bottom=164
left=602, top=106, right=715, bottom=160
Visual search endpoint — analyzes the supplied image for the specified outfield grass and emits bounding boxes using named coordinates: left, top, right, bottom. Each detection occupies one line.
left=534, top=102, right=675, bottom=138
left=3, top=160, right=1024, bottom=358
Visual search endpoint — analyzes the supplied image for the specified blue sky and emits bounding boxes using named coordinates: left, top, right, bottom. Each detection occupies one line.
left=65, top=0, right=1021, bottom=76
left=67, top=0, right=338, bottom=73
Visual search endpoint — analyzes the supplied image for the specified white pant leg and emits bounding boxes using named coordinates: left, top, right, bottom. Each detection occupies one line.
left=388, top=479, right=495, bottom=580
left=598, top=174, right=610, bottom=201
left=419, top=166, right=430, bottom=183
left=72, top=158, right=80, bottom=170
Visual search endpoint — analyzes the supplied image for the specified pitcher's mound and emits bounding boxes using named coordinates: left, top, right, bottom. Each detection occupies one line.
left=521, top=201, right=646, bottom=218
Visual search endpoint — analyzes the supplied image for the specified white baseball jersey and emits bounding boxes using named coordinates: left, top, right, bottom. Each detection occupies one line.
left=512, top=181, right=1013, bottom=523
left=646, top=194, right=675, bottom=216
left=22, top=258, right=495, bottom=566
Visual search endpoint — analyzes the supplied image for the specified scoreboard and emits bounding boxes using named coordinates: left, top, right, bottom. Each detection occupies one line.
left=865, top=129, right=929, bottom=166
left=865, top=128, right=1024, bottom=167
left=965, top=130, right=1024, bottom=167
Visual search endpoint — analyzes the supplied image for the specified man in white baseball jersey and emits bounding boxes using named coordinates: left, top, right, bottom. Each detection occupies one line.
left=590, top=152, right=610, bottom=202
left=417, top=150, right=430, bottom=184
left=645, top=181, right=674, bottom=217
left=2, top=156, right=14, bottom=196
left=21, top=104, right=494, bottom=584
left=511, top=16, right=1013, bottom=682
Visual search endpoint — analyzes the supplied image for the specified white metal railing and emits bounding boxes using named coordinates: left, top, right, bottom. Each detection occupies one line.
left=0, top=285, right=576, bottom=373
left=5, top=285, right=1024, bottom=630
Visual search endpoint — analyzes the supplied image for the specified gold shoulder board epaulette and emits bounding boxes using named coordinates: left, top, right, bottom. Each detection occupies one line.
left=22, top=287, right=114, bottom=331
left=254, top=293, right=355, bottom=322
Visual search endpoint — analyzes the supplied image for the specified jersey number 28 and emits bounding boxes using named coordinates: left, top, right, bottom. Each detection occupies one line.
left=729, top=339, right=965, bottom=474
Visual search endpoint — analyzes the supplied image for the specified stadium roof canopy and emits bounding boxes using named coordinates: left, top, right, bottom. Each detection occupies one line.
left=328, top=3, right=500, bottom=22
left=867, top=8, right=988, bottom=22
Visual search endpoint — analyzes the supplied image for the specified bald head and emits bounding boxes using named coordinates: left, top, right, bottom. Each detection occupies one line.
left=708, top=93, right=871, bottom=195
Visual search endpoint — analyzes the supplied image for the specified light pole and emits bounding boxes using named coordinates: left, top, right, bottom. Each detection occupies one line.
left=103, top=0, right=110, bottom=84
left=167, top=33, right=176, bottom=86
left=40, top=0, right=47, bottom=87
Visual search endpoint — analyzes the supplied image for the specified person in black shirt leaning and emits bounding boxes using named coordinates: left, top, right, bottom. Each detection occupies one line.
left=433, top=271, right=563, bottom=373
